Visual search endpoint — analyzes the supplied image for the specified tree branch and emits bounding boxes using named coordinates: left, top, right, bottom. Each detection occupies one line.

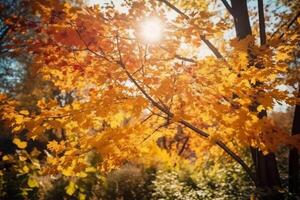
left=158, top=0, right=189, bottom=20
left=178, top=136, right=189, bottom=156
left=74, top=17, right=256, bottom=185
left=174, top=54, right=197, bottom=63
left=221, top=0, right=234, bottom=16
left=271, top=11, right=300, bottom=39
left=160, top=46, right=197, bottom=63
left=279, top=11, right=300, bottom=39
left=199, top=35, right=224, bottom=59
left=158, top=0, right=225, bottom=60
left=114, top=49, right=256, bottom=184
left=141, top=121, right=170, bottom=143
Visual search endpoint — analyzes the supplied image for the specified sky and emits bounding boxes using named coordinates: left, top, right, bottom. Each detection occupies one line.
left=87, top=0, right=126, bottom=12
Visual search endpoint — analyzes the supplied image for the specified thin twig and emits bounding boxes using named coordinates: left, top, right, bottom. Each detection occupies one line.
left=160, top=45, right=197, bottom=63
left=279, top=11, right=300, bottom=39
left=141, top=113, right=154, bottom=124
left=158, top=0, right=225, bottom=60
left=271, top=11, right=300, bottom=39
left=178, top=136, right=189, bottom=156
left=141, top=121, right=170, bottom=143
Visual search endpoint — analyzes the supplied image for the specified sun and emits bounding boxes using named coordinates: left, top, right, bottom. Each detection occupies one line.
left=140, top=17, right=163, bottom=42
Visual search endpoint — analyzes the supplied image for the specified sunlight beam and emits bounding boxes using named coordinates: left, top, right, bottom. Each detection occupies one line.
left=140, top=17, right=163, bottom=42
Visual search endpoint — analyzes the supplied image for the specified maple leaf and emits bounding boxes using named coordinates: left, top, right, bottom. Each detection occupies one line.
left=13, top=138, right=27, bottom=149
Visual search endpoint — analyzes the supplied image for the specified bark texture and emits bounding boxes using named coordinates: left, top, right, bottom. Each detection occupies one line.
left=231, top=0, right=283, bottom=199
left=289, top=88, right=300, bottom=195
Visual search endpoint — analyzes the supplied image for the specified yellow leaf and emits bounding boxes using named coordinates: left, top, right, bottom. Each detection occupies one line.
left=65, top=181, right=77, bottom=196
left=12, top=126, right=22, bottom=132
left=109, top=112, right=124, bottom=128
left=62, top=167, right=73, bottom=176
left=30, top=148, right=41, bottom=157
left=79, top=193, right=86, bottom=200
left=276, top=51, right=290, bottom=61
left=13, top=138, right=27, bottom=149
left=257, top=105, right=264, bottom=112
left=227, top=73, right=236, bottom=83
left=72, top=102, right=81, bottom=110
left=20, top=110, right=29, bottom=116
left=15, top=115, right=24, bottom=124
left=19, top=155, right=27, bottom=161
left=250, top=193, right=256, bottom=200
left=28, top=177, right=39, bottom=188
left=85, top=166, right=96, bottom=173
left=23, top=165, right=30, bottom=173
left=76, top=171, right=87, bottom=178
left=2, top=155, right=9, bottom=161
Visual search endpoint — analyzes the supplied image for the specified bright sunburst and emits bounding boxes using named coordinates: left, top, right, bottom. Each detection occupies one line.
left=140, top=17, right=162, bottom=42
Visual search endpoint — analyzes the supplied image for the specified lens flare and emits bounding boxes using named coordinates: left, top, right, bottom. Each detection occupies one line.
left=140, top=17, right=162, bottom=42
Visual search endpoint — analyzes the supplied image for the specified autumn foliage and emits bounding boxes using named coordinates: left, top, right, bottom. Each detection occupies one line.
left=0, top=0, right=299, bottom=199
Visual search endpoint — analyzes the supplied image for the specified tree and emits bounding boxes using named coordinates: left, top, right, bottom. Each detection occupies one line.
left=1, top=0, right=299, bottom=199
left=289, top=88, right=300, bottom=195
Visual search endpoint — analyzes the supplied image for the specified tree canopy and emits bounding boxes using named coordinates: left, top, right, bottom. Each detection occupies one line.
left=0, top=0, right=299, bottom=199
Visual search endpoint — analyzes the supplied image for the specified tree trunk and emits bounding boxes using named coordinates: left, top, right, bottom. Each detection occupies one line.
left=289, top=88, right=300, bottom=195
left=230, top=0, right=283, bottom=199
